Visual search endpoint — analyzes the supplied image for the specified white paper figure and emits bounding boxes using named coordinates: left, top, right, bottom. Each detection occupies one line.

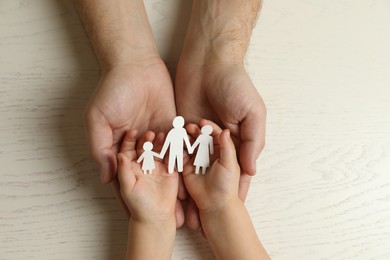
left=190, top=125, right=214, bottom=174
left=160, top=116, right=193, bottom=174
left=137, top=141, right=160, bottom=174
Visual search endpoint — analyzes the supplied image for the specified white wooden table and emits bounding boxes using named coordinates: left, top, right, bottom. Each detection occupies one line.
left=1, top=1, right=389, bottom=259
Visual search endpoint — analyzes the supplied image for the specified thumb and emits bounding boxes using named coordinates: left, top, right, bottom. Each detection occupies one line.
left=239, top=111, right=266, bottom=176
left=219, top=129, right=238, bottom=169
left=85, top=111, right=117, bottom=183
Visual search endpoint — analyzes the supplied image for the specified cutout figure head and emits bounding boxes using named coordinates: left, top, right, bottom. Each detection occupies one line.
left=173, top=116, right=185, bottom=128
left=143, top=141, right=153, bottom=151
left=201, top=125, right=213, bottom=135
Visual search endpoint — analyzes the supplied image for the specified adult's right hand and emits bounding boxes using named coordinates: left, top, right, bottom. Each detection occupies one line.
left=75, top=0, right=184, bottom=226
left=75, top=0, right=176, bottom=182
left=85, top=60, right=176, bottom=184
left=85, top=60, right=184, bottom=225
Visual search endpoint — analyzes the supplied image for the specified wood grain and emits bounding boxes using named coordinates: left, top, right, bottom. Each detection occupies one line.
left=1, top=0, right=389, bottom=259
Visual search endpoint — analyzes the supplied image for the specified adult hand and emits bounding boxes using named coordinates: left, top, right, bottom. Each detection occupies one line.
left=85, top=61, right=184, bottom=225
left=75, top=0, right=185, bottom=224
left=174, top=0, right=264, bottom=230
left=176, top=63, right=266, bottom=229
left=176, top=63, right=266, bottom=173
left=85, top=60, right=176, bottom=183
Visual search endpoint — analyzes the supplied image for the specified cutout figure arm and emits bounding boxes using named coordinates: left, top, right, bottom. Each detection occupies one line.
left=184, top=132, right=193, bottom=154
left=209, top=137, right=214, bottom=155
left=159, top=132, right=172, bottom=158
left=189, top=139, right=200, bottom=155
left=136, top=153, right=145, bottom=164
left=151, top=151, right=162, bottom=159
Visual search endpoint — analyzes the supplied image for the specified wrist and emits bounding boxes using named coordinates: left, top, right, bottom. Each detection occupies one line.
left=199, top=198, right=249, bottom=240
left=199, top=195, right=270, bottom=259
left=99, top=53, right=164, bottom=75
left=199, top=197, right=243, bottom=225
left=129, top=217, right=176, bottom=236
left=99, top=47, right=161, bottom=72
left=127, top=217, right=176, bottom=260
left=180, top=0, right=261, bottom=65
left=75, top=0, right=161, bottom=71
left=129, top=208, right=176, bottom=227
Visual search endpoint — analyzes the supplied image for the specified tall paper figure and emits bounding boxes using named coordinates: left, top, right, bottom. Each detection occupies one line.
left=137, top=141, right=160, bottom=174
left=160, top=116, right=193, bottom=174
left=190, top=125, right=214, bottom=174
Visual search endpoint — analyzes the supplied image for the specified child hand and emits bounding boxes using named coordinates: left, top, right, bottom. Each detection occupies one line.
left=183, top=121, right=269, bottom=260
left=117, top=130, right=179, bottom=224
left=182, top=120, right=241, bottom=215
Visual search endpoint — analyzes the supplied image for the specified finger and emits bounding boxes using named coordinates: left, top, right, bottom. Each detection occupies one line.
left=186, top=198, right=201, bottom=230
left=178, top=173, right=188, bottom=200
left=186, top=123, right=201, bottom=139
left=153, top=132, right=165, bottom=151
left=239, top=110, right=266, bottom=176
left=221, top=121, right=241, bottom=149
left=111, top=176, right=131, bottom=218
left=85, top=112, right=117, bottom=184
left=153, top=132, right=165, bottom=162
left=154, top=132, right=170, bottom=165
left=100, top=153, right=117, bottom=184
left=238, top=173, right=252, bottom=202
left=218, top=129, right=238, bottom=170
left=175, top=199, right=185, bottom=228
left=183, top=149, right=192, bottom=165
left=199, top=119, right=223, bottom=137
left=120, top=129, right=138, bottom=160
left=117, top=153, right=136, bottom=190
left=185, top=124, right=200, bottom=158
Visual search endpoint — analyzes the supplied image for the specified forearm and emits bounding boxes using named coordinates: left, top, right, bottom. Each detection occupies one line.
left=126, top=218, right=176, bottom=260
left=74, top=0, right=159, bottom=70
left=200, top=198, right=269, bottom=260
left=182, top=0, right=262, bottom=65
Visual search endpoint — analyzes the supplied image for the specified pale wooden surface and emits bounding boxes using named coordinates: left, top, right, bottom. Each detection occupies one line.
left=1, top=0, right=390, bottom=259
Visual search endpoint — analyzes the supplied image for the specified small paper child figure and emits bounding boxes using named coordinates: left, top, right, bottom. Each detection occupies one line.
left=190, top=125, right=214, bottom=174
left=137, top=141, right=160, bottom=174
left=160, top=116, right=193, bottom=174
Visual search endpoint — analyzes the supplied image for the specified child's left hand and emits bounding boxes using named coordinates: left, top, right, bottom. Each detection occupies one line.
left=117, top=130, right=179, bottom=225
left=182, top=120, right=241, bottom=215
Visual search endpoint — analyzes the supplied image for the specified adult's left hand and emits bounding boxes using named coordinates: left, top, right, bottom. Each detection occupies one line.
left=175, top=62, right=267, bottom=229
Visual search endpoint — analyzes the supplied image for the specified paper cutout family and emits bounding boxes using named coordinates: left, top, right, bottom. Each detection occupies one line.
left=137, top=116, right=214, bottom=175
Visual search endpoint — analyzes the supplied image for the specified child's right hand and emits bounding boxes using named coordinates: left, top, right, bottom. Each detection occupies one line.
left=118, top=130, right=180, bottom=260
left=117, top=130, right=179, bottom=225
left=183, top=120, right=241, bottom=215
